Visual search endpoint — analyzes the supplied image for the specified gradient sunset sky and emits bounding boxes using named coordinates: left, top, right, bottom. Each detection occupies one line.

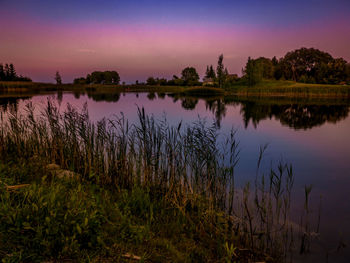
left=1, top=0, right=350, bottom=83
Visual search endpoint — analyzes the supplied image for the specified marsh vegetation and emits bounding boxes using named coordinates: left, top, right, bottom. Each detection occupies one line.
left=0, top=100, right=323, bottom=262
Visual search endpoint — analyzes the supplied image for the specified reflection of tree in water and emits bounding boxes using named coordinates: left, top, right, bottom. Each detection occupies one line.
left=0, top=97, right=23, bottom=113
left=176, top=96, right=227, bottom=127
left=176, top=95, right=349, bottom=130
left=57, top=90, right=63, bottom=106
left=239, top=101, right=350, bottom=130
left=276, top=105, right=349, bottom=129
left=147, top=92, right=156, bottom=100
left=73, top=91, right=81, bottom=99
left=181, top=98, right=198, bottom=110
left=157, top=92, right=166, bottom=99
left=205, top=99, right=227, bottom=128
left=87, top=92, right=120, bottom=102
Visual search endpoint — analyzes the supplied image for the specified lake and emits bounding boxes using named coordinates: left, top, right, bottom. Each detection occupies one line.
left=1, top=89, right=350, bottom=262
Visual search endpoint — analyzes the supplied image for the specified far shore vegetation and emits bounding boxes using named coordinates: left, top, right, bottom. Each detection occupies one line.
left=1, top=47, right=350, bottom=98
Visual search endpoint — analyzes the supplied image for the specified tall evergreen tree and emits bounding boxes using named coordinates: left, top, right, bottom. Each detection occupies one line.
left=9, top=64, right=16, bottom=81
left=0, top=64, right=4, bottom=81
left=205, top=65, right=216, bottom=79
left=4, top=64, right=9, bottom=80
left=244, top=57, right=263, bottom=86
left=216, top=54, right=225, bottom=88
left=55, top=71, right=62, bottom=85
left=205, top=66, right=210, bottom=77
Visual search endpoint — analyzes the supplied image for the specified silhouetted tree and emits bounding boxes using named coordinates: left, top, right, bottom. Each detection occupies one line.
left=280, top=47, right=333, bottom=82
left=4, top=64, right=9, bottom=80
left=181, top=67, right=199, bottom=85
left=73, top=77, right=86, bottom=85
left=244, top=57, right=263, bottom=86
left=146, top=77, right=157, bottom=85
left=216, top=54, right=225, bottom=88
left=0, top=64, right=4, bottom=81
left=55, top=71, right=62, bottom=85
left=8, top=64, right=16, bottom=81
left=205, top=65, right=216, bottom=79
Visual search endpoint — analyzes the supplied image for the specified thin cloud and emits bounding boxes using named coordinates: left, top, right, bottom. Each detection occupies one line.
left=77, top=49, right=96, bottom=53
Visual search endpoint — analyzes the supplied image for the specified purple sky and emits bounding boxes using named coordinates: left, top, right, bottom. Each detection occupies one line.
left=1, top=0, right=349, bottom=83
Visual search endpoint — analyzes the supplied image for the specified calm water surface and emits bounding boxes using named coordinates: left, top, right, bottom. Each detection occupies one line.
left=1, top=91, right=350, bottom=262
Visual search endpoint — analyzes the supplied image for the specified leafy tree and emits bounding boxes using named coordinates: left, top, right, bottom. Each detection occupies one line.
left=146, top=77, right=157, bottom=85
left=55, top=71, right=62, bottom=85
left=157, top=78, right=168, bottom=86
left=73, top=77, right=87, bottom=85
left=318, top=58, right=347, bottom=84
left=346, top=63, right=350, bottom=83
left=254, top=57, right=274, bottom=79
left=83, top=71, right=120, bottom=84
left=167, top=75, right=183, bottom=86
left=181, top=67, right=199, bottom=84
left=280, top=47, right=333, bottom=81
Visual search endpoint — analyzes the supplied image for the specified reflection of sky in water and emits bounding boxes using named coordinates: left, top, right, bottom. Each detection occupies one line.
left=3, top=92, right=350, bottom=261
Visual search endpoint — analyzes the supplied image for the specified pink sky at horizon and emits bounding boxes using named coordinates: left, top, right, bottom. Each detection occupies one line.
left=1, top=12, right=350, bottom=83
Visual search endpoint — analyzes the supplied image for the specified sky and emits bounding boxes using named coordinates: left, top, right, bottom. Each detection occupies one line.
left=1, top=0, right=350, bottom=83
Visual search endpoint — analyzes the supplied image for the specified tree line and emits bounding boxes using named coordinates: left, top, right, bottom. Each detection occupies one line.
left=145, top=47, right=350, bottom=87
left=0, top=63, right=32, bottom=82
left=74, top=71, right=120, bottom=85
left=3, top=47, right=350, bottom=87
left=144, top=55, right=238, bottom=88
left=243, top=47, right=350, bottom=86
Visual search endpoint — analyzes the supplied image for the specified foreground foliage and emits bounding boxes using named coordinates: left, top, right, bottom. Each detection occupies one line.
left=0, top=102, right=316, bottom=262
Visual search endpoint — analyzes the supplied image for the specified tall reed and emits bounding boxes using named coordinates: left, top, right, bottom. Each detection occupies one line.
left=0, top=100, right=315, bottom=261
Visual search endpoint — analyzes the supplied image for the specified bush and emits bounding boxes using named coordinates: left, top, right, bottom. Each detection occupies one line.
left=0, top=179, right=107, bottom=261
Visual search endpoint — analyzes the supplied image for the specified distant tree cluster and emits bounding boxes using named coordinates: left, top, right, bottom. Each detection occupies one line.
left=146, top=67, right=201, bottom=86
left=243, top=47, right=350, bottom=86
left=203, top=54, right=237, bottom=88
left=0, top=63, right=32, bottom=82
left=145, top=56, right=240, bottom=88
left=74, top=71, right=120, bottom=85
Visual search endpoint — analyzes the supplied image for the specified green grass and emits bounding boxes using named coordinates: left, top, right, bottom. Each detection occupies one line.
left=228, top=79, right=350, bottom=97
left=0, top=160, right=281, bottom=262
left=1, top=80, right=350, bottom=98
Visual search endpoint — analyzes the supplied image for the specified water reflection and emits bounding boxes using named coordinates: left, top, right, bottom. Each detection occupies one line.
left=1, top=91, right=349, bottom=130
left=237, top=101, right=350, bottom=130
left=0, top=97, right=26, bottom=112
left=178, top=95, right=350, bottom=130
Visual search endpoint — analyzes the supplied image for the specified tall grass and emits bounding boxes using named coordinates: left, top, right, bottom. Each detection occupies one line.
left=0, top=100, right=317, bottom=261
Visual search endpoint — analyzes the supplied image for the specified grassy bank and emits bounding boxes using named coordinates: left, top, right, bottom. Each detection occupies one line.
left=228, top=80, right=350, bottom=98
left=0, top=102, right=315, bottom=262
left=1, top=162, right=247, bottom=262
left=1, top=80, right=350, bottom=98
